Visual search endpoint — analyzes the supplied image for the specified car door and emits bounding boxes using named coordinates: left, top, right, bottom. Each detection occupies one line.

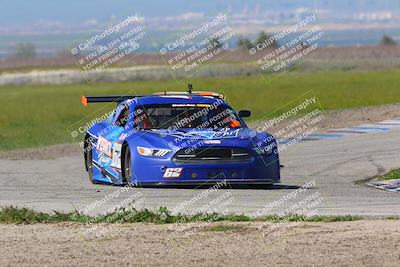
left=95, top=103, right=131, bottom=183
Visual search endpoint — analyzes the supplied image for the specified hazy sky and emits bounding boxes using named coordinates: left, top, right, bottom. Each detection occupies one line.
left=1, top=0, right=399, bottom=25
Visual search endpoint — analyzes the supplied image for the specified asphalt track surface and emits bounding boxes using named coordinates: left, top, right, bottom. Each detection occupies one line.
left=1, top=130, right=399, bottom=216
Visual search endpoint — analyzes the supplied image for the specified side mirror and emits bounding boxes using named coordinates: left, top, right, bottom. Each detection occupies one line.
left=239, top=110, right=251, bottom=118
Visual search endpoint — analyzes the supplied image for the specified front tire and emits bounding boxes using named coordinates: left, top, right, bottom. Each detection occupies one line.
left=123, top=146, right=132, bottom=185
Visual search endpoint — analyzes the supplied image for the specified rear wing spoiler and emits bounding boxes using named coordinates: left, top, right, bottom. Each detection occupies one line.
left=81, top=95, right=141, bottom=107
left=81, top=90, right=225, bottom=107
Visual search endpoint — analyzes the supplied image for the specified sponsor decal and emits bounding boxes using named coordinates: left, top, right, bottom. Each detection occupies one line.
left=196, top=104, right=211, bottom=108
left=111, top=142, right=122, bottom=169
left=163, top=168, right=183, bottom=178
left=172, top=104, right=196, bottom=107
left=96, top=136, right=112, bottom=157
left=167, top=128, right=240, bottom=140
left=98, top=153, right=111, bottom=164
left=214, top=128, right=240, bottom=138
left=204, top=140, right=221, bottom=144
left=118, top=133, right=128, bottom=140
left=171, top=103, right=211, bottom=108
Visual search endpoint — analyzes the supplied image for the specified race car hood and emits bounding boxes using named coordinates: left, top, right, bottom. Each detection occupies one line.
left=134, top=128, right=273, bottom=150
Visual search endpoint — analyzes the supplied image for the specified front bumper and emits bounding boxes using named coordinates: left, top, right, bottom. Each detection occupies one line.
left=131, top=152, right=281, bottom=184
left=134, top=179, right=276, bottom=188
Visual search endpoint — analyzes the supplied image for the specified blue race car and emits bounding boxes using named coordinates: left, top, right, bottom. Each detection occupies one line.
left=82, top=87, right=280, bottom=186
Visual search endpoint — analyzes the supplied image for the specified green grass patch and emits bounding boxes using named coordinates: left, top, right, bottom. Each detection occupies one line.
left=375, top=169, right=400, bottom=181
left=385, top=216, right=400, bottom=220
left=1, top=69, right=400, bottom=150
left=0, top=206, right=362, bottom=224
left=207, top=224, right=247, bottom=232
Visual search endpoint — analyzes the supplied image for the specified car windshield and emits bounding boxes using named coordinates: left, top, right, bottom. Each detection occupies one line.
left=134, top=104, right=242, bottom=130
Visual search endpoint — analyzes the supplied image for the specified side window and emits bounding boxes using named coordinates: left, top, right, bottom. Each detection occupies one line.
left=114, top=105, right=130, bottom=127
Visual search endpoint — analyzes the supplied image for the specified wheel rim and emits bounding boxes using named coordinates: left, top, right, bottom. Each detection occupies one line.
left=124, top=148, right=132, bottom=184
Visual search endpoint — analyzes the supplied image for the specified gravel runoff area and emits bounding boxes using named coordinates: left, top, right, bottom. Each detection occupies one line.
left=1, top=103, right=400, bottom=160
left=0, top=220, right=399, bottom=266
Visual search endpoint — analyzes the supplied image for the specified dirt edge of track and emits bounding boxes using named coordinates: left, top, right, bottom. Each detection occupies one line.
left=1, top=220, right=399, bottom=266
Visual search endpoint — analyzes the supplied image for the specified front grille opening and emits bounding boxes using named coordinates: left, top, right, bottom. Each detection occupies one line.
left=197, top=148, right=231, bottom=159
left=173, top=147, right=251, bottom=163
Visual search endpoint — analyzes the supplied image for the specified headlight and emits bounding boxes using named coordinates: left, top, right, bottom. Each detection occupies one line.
left=253, top=143, right=276, bottom=155
left=137, top=146, right=171, bottom=157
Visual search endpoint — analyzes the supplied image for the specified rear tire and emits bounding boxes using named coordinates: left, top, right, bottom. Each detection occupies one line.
left=85, top=140, right=99, bottom=184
